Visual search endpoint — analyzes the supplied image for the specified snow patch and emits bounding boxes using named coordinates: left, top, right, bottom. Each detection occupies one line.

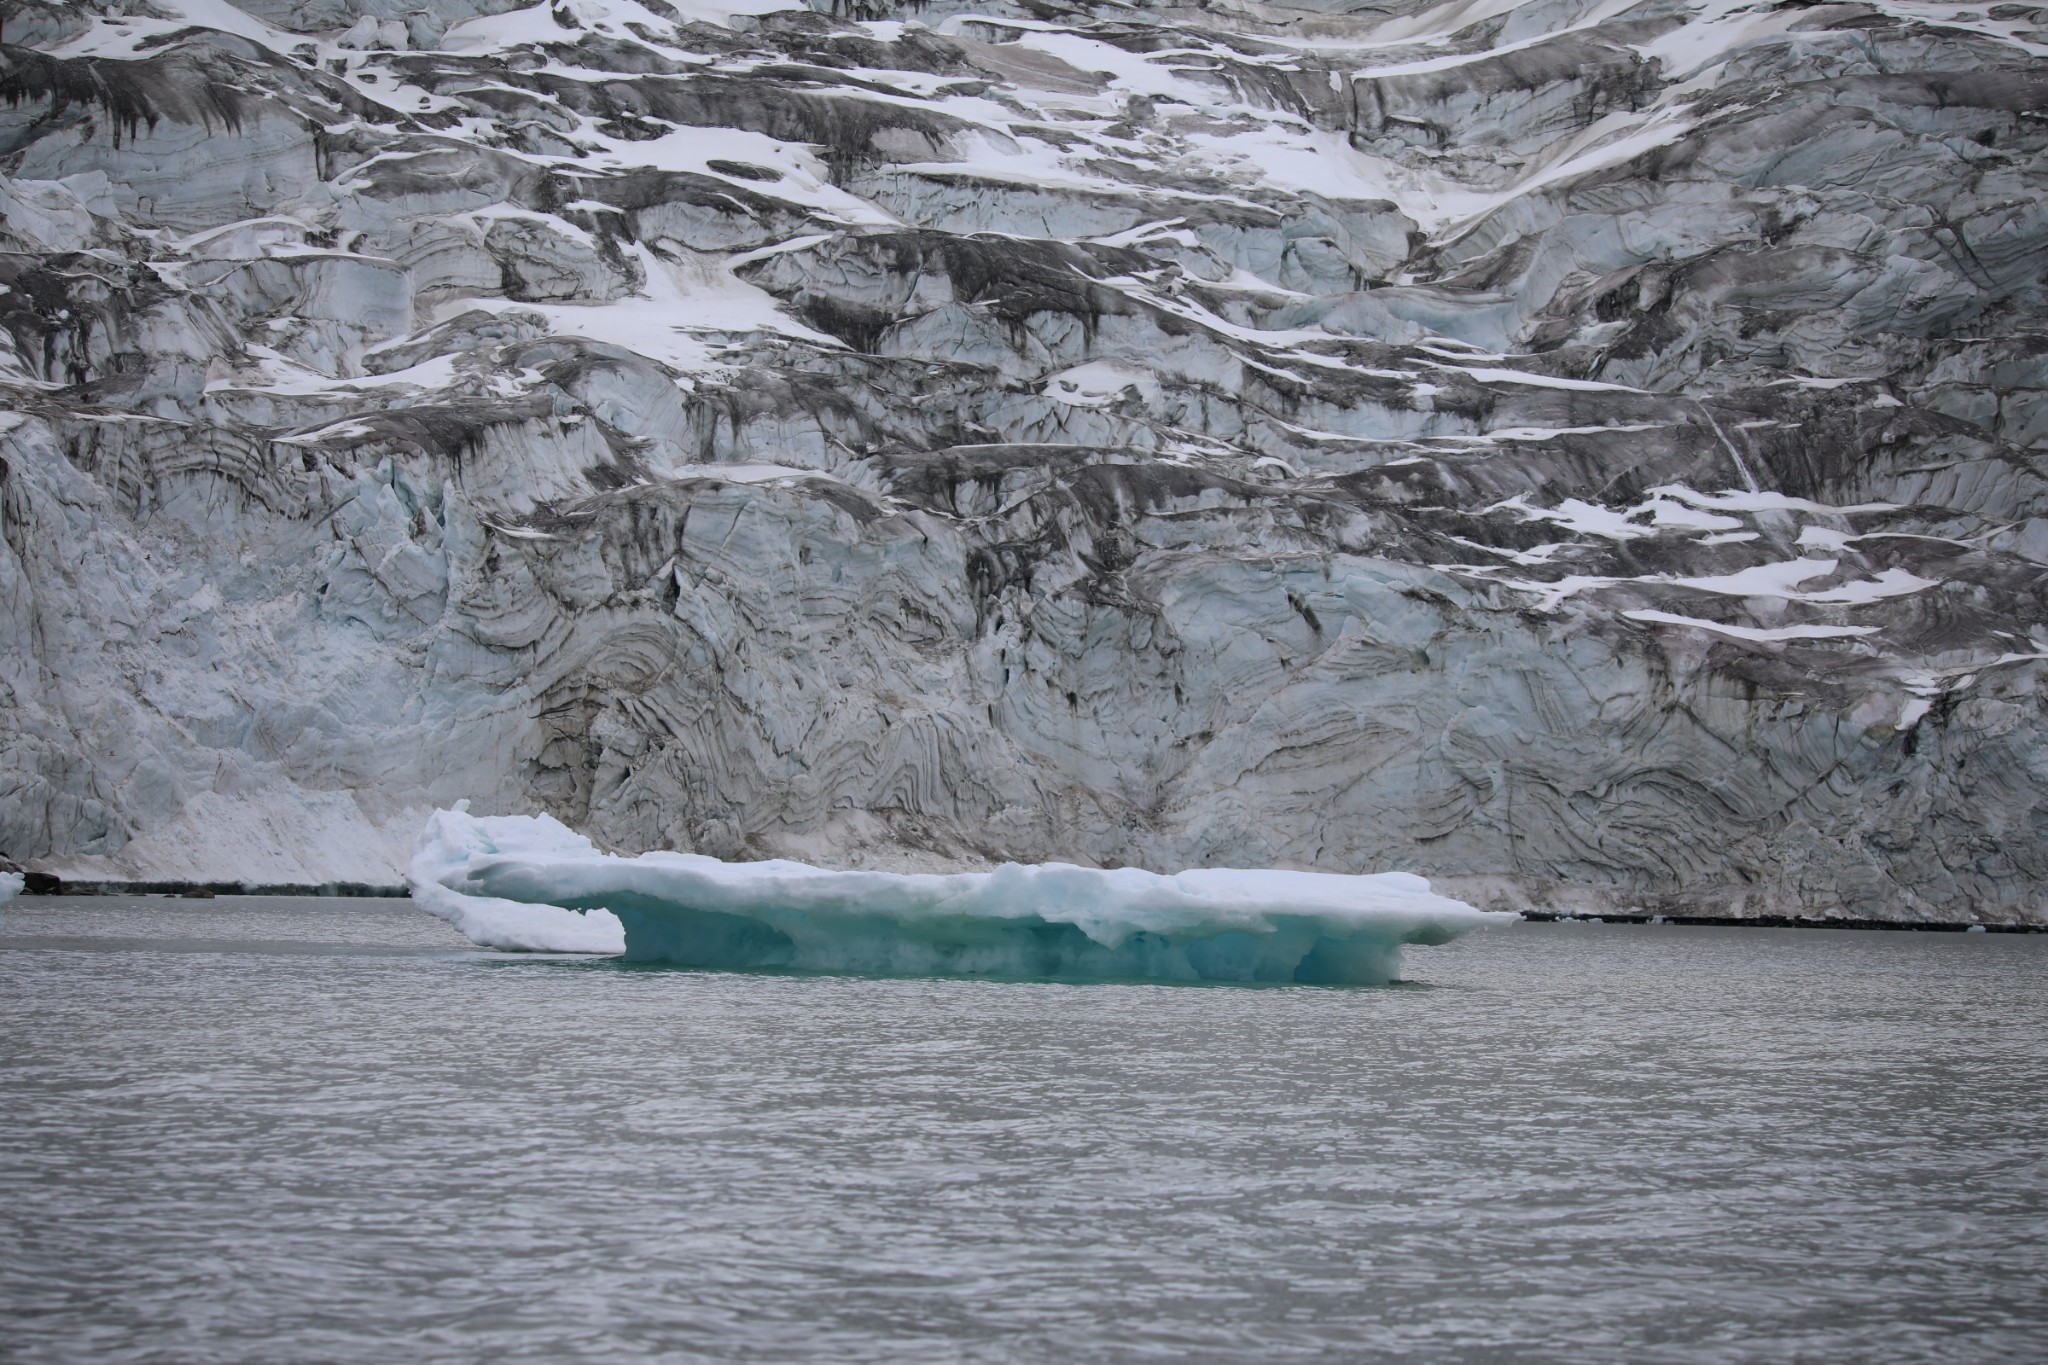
left=1043, top=361, right=1162, bottom=407
left=1621, top=612, right=1881, bottom=643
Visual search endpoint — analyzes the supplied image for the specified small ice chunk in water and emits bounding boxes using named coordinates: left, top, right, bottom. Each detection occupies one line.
left=410, top=808, right=1509, bottom=984
left=0, top=869, right=21, bottom=910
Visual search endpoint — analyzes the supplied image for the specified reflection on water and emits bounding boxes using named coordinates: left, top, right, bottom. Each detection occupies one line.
left=3, top=896, right=2045, bottom=1363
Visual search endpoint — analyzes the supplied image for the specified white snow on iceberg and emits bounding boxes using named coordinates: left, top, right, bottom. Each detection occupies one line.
left=410, top=807, right=1508, bottom=984
left=411, top=807, right=629, bottom=955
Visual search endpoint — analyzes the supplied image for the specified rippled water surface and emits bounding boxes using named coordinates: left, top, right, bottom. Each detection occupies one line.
left=3, top=896, right=2044, bottom=1363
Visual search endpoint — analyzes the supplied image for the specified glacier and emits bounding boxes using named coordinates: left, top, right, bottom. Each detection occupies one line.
left=1, top=0, right=2046, bottom=923
left=411, top=806, right=1507, bottom=982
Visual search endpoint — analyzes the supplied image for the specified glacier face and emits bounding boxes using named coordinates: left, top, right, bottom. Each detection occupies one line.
left=410, top=805, right=1506, bottom=981
left=1, top=0, right=2045, bottom=920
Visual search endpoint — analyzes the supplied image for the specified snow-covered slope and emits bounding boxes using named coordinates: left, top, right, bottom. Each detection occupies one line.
left=1, top=0, right=2044, bottom=920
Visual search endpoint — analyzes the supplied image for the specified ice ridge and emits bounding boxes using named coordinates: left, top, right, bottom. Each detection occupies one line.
left=410, top=808, right=1508, bottom=984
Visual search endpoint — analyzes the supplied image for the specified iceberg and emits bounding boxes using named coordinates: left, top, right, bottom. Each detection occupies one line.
left=0, top=869, right=21, bottom=910
left=409, top=807, right=1509, bottom=985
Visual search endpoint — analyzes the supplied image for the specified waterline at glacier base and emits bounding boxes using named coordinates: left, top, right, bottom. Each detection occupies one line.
left=410, top=808, right=1508, bottom=986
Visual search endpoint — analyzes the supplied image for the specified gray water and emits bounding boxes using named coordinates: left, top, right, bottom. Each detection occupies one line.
left=2, top=897, right=2044, bottom=1364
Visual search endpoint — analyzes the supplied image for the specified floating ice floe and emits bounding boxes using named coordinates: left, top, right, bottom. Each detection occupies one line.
left=0, top=869, right=21, bottom=910
left=410, top=807, right=1508, bottom=985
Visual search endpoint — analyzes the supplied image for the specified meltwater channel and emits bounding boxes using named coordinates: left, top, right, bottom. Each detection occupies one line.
left=2, top=895, right=2045, bottom=1363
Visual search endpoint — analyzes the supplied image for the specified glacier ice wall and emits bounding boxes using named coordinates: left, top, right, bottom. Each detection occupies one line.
left=1, top=0, right=2046, bottom=921
left=410, top=805, right=1506, bottom=981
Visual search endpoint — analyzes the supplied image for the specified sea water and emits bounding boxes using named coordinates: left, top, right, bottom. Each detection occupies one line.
left=2, top=897, right=2044, bottom=1363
